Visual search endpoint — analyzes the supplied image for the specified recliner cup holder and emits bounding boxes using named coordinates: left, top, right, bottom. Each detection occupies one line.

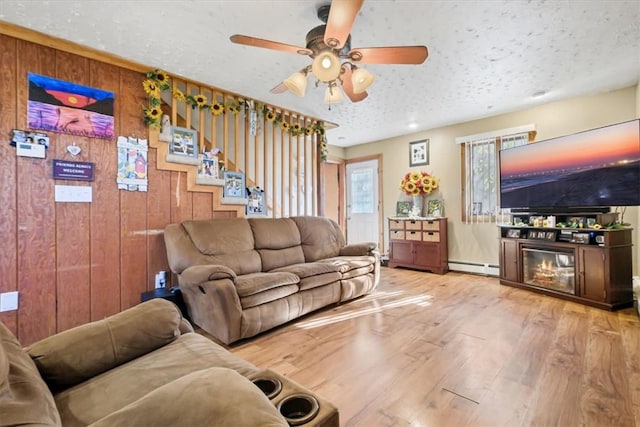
left=251, top=377, right=282, bottom=400
left=276, top=393, right=320, bottom=426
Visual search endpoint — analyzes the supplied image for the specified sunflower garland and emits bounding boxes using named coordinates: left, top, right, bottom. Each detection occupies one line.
left=142, top=69, right=328, bottom=159
left=400, top=171, right=439, bottom=196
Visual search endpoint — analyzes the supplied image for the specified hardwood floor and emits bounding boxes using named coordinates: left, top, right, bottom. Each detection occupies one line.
left=229, top=267, right=640, bottom=427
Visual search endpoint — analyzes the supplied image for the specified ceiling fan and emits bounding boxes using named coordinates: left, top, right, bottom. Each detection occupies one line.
left=230, top=0, right=428, bottom=104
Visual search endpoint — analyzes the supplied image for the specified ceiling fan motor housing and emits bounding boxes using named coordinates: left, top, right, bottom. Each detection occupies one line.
left=305, top=25, right=351, bottom=58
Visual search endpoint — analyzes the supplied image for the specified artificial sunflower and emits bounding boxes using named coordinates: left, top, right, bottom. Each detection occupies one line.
left=426, top=176, right=439, bottom=190
left=319, top=140, right=328, bottom=161
left=144, top=106, right=162, bottom=120
left=420, top=176, right=432, bottom=190
left=409, top=172, right=422, bottom=183
left=304, top=127, right=313, bottom=136
left=142, top=79, right=160, bottom=98
left=153, top=70, right=170, bottom=89
left=292, top=123, right=301, bottom=133
left=280, top=121, right=290, bottom=132
left=172, top=88, right=186, bottom=102
left=404, top=181, right=417, bottom=193
left=211, top=102, right=224, bottom=116
left=265, top=110, right=276, bottom=122
left=193, top=94, right=208, bottom=108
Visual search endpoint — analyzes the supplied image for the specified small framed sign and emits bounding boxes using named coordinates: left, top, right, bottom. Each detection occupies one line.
left=52, top=159, right=95, bottom=181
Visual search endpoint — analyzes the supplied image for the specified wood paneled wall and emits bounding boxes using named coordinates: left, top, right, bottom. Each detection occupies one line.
left=0, top=35, right=222, bottom=345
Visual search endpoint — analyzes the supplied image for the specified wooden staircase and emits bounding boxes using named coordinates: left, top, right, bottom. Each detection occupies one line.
left=144, top=72, right=327, bottom=218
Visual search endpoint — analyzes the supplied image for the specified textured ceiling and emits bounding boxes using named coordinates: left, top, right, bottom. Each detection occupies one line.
left=1, top=0, right=639, bottom=147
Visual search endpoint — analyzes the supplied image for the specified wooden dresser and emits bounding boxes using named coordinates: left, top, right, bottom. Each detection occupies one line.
left=388, top=218, right=449, bottom=274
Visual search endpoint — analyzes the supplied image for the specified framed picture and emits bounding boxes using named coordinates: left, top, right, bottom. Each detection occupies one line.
left=169, top=126, right=198, bottom=159
left=246, top=187, right=266, bottom=215
left=223, top=171, right=245, bottom=198
left=506, top=229, right=521, bottom=238
left=409, top=139, right=429, bottom=167
left=396, top=201, right=412, bottom=217
left=426, top=199, right=444, bottom=218
left=545, top=231, right=557, bottom=241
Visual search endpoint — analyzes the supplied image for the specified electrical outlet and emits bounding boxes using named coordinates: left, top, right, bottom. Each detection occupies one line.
left=0, top=291, right=19, bottom=312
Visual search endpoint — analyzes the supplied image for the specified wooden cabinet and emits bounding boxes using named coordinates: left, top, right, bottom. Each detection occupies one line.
left=500, top=238, right=519, bottom=282
left=388, top=218, right=448, bottom=274
left=499, top=225, right=633, bottom=310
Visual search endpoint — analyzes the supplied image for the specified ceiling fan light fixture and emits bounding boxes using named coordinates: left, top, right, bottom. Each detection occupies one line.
left=312, top=50, right=342, bottom=82
left=351, top=67, right=375, bottom=94
left=283, top=70, right=308, bottom=97
left=324, top=83, right=344, bottom=104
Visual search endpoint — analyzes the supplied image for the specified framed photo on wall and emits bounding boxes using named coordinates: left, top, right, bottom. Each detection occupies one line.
left=409, top=139, right=429, bottom=166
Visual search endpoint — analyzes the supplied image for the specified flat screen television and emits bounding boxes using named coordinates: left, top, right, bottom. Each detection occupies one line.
left=499, top=119, right=640, bottom=211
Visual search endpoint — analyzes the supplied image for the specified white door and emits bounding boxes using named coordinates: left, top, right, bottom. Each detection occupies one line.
left=346, top=159, right=380, bottom=247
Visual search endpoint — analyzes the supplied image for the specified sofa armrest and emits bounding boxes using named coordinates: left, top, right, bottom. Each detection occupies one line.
left=26, top=299, right=183, bottom=391
left=180, top=264, right=237, bottom=286
left=339, top=242, right=378, bottom=256
left=88, top=367, right=288, bottom=427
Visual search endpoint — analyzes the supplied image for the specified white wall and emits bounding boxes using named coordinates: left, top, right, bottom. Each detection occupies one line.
left=341, top=85, right=639, bottom=274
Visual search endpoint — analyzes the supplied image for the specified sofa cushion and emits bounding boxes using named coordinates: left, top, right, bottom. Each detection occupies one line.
left=181, top=219, right=262, bottom=275
left=54, top=332, right=260, bottom=426
left=271, top=261, right=340, bottom=278
left=272, top=262, right=342, bottom=291
left=89, top=367, right=287, bottom=427
left=291, top=216, right=345, bottom=262
left=250, top=218, right=306, bottom=271
left=236, top=272, right=300, bottom=309
left=0, top=322, right=62, bottom=427
left=321, top=255, right=377, bottom=274
left=240, top=284, right=300, bottom=309
left=27, top=298, right=182, bottom=391
left=235, top=272, right=299, bottom=297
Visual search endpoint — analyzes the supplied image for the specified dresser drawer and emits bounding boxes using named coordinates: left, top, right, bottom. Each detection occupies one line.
left=405, top=230, right=422, bottom=241
left=422, top=220, right=440, bottom=231
left=389, top=220, right=405, bottom=230
left=390, top=230, right=405, bottom=240
left=422, top=231, right=440, bottom=242
left=405, top=220, right=422, bottom=231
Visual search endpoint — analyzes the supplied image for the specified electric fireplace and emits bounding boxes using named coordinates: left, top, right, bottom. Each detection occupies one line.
left=522, top=247, right=576, bottom=295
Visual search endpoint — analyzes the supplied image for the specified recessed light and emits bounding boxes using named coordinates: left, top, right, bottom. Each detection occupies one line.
left=532, top=90, right=547, bottom=98
left=408, top=122, right=418, bottom=129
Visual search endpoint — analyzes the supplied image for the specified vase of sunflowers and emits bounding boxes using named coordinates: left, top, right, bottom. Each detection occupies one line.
left=400, top=171, right=439, bottom=217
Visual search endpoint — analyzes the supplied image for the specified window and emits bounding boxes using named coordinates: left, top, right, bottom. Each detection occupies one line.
left=350, top=168, right=374, bottom=214
left=459, top=128, right=536, bottom=223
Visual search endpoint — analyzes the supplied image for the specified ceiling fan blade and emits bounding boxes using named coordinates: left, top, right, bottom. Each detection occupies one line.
left=324, top=0, right=364, bottom=49
left=340, top=66, right=368, bottom=103
left=270, top=82, right=288, bottom=94
left=349, top=46, right=429, bottom=64
left=230, top=34, right=312, bottom=56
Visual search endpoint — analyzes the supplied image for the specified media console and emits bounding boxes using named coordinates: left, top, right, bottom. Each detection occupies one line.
left=498, top=212, right=634, bottom=310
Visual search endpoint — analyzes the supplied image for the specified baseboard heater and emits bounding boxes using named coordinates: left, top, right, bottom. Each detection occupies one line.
left=448, top=260, right=499, bottom=277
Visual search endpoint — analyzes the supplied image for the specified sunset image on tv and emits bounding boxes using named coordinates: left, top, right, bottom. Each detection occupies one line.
left=500, top=120, right=640, bottom=208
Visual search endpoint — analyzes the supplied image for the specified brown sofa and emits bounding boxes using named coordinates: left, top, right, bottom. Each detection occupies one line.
left=164, top=216, right=380, bottom=344
left=0, top=299, right=338, bottom=426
